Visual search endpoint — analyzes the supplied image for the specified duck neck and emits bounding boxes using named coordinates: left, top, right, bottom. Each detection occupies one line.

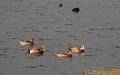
left=31, top=38, right=34, bottom=46
left=32, top=38, right=34, bottom=42
left=42, top=46, right=45, bottom=51
left=68, top=50, right=72, bottom=55
left=28, top=48, right=30, bottom=53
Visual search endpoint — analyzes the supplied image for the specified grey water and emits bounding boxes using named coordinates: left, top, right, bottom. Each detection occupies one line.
left=0, top=0, right=120, bottom=75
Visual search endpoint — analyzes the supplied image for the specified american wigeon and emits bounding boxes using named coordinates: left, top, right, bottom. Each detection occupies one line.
left=56, top=50, right=72, bottom=58
left=19, top=38, right=34, bottom=47
left=28, top=46, right=45, bottom=54
left=68, top=45, right=85, bottom=53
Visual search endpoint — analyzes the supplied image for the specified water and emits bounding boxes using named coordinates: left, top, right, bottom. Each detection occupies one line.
left=0, top=0, right=120, bottom=75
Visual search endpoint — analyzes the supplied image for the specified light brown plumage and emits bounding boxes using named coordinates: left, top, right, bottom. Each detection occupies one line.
left=68, top=45, right=85, bottom=53
left=19, top=38, right=34, bottom=47
left=56, top=51, right=72, bottom=58
left=28, top=46, right=45, bottom=54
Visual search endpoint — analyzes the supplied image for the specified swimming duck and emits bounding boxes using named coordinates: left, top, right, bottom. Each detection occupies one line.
left=56, top=50, right=72, bottom=58
left=59, top=3, right=63, bottom=7
left=28, top=46, right=45, bottom=54
left=68, top=45, right=85, bottom=53
left=19, top=38, right=34, bottom=47
left=72, top=7, right=80, bottom=13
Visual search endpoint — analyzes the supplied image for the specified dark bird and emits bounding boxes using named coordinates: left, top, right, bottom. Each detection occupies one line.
left=72, top=7, right=80, bottom=13
left=59, top=3, right=63, bottom=7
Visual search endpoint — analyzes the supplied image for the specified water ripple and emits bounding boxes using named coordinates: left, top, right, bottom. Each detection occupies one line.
left=25, top=64, right=46, bottom=69
left=90, top=27, right=120, bottom=31
left=0, top=47, right=10, bottom=51
left=55, top=30, right=67, bottom=33
left=25, top=65, right=37, bottom=68
left=0, top=54, right=6, bottom=57
left=84, top=54, right=97, bottom=57
left=65, top=23, right=73, bottom=26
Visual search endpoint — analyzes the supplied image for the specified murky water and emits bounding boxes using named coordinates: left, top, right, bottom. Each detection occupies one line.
left=0, top=0, right=120, bottom=75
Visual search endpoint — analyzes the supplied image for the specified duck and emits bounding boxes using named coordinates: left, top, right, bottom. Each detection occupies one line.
left=19, top=38, right=34, bottom=47
left=56, top=50, right=72, bottom=58
left=72, top=7, right=80, bottom=13
left=68, top=45, right=85, bottom=53
left=59, top=3, right=63, bottom=7
left=28, top=46, right=45, bottom=54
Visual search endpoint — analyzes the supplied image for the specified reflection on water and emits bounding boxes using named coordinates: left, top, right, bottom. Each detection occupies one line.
left=0, top=0, right=120, bottom=75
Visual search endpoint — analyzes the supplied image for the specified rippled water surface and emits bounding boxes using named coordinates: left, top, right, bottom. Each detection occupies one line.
left=0, top=0, right=120, bottom=75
